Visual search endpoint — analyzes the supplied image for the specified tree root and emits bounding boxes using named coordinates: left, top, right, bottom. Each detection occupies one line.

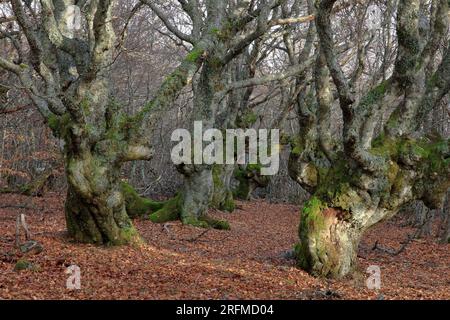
left=121, top=182, right=165, bottom=218
left=149, top=194, right=182, bottom=223
left=147, top=193, right=231, bottom=230
left=198, top=216, right=230, bottom=230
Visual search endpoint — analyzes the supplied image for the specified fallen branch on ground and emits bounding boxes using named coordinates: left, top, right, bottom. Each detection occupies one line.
left=162, top=223, right=211, bottom=242
left=372, top=229, right=421, bottom=256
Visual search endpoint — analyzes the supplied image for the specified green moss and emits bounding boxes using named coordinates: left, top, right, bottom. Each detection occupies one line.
left=427, top=72, right=439, bottom=88
left=359, top=81, right=388, bottom=109
left=290, top=137, right=304, bottom=156
left=46, top=113, right=71, bottom=138
left=372, top=135, right=449, bottom=174
left=247, top=163, right=262, bottom=171
left=186, top=48, right=204, bottom=63
left=14, top=259, right=39, bottom=272
left=47, top=114, right=59, bottom=132
left=212, top=20, right=235, bottom=42
left=182, top=216, right=209, bottom=228
left=212, top=165, right=224, bottom=189
left=233, top=168, right=251, bottom=200
left=280, top=133, right=291, bottom=146
left=14, top=259, right=31, bottom=271
left=148, top=194, right=181, bottom=223
left=292, top=146, right=302, bottom=155
left=199, top=216, right=230, bottom=230
left=301, top=197, right=327, bottom=232
left=85, top=123, right=96, bottom=135
left=419, top=138, right=449, bottom=172
left=297, top=197, right=346, bottom=275
left=294, top=242, right=302, bottom=257
left=211, top=166, right=236, bottom=212
left=296, top=197, right=327, bottom=271
left=121, top=182, right=165, bottom=219
left=222, top=193, right=236, bottom=212
left=387, top=161, right=400, bottom=185
left=371, top=135, right=449, bottom=209
left=80, top=97, right=91, bottom=117
left=315, top=157, right=355, bottom=202
left=242, top=112, right=257, bottom=126
left=128, top=62, right=193, bottom=128
left=115, top=225, right=143, bottom=246
left=295, top=241, right=311, bottom=271
left=371, top=134, right=402, bottom=159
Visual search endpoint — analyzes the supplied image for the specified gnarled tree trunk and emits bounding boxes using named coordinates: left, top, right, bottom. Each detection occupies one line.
left=179, top=164, right=214, bottom=226
left=2, top=0, right=205, bottom=244
left=211, top=164, right=236, bottom=212
left=292, top=137, right=449, bottom=278
left=289, top=0, right=450, bottom=278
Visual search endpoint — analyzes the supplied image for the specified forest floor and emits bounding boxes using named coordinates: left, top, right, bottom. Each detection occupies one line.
left=0, top=193, right=449, bottom=300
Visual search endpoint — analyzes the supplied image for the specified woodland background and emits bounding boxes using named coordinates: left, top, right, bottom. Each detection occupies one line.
left=0, top=0, right=449, bottom=299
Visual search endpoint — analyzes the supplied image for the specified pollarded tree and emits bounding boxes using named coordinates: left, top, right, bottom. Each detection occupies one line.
left=289, top=0, right=450, bottom=278
left=0, top=0, right=206, bottom=244
left=227, top=0, right=317, bottom=202
left=145, top=0, right=315, bottom=227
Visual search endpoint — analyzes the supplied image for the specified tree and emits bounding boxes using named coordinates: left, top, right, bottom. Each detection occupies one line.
left=145, top=0, right=314, bottom=227
left=289, top=0, right=450, bottom=278
left=0, top=0, right=204, bottom=244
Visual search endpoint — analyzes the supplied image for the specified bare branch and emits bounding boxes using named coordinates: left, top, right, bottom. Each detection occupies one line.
left=141, top=0, right=194, bottom=44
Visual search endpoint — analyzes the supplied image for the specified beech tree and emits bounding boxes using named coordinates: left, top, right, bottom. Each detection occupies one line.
left=0, top=0, right=208, bottom=244
left=289, top=0, right=450, bottom=278
left=1, top=0, right=448, bottom=283
left=144, top=0, right=314, bottom=227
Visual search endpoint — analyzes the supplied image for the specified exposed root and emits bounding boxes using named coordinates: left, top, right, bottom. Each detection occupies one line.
left=121, top=182, right=165, bottom=218
left=149, top=194, right=181, bottom=223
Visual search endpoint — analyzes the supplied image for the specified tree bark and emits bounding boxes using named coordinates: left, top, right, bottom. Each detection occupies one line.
left=64, top=154, right=140, bottom=245
left=179, top=164, right=214, bottom=226
left=296, top=199, right=361, bottom=278
left=291, top=136, right=449, bottom=278
left=234, top=164, right=270, bottom=200
left=211, top=165, right=236, bottom=212
left=289, top=0, right=450, bottom=279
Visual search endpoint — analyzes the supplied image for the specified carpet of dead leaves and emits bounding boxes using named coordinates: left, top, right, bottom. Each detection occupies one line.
left=0, top=193, right=449, bottom=300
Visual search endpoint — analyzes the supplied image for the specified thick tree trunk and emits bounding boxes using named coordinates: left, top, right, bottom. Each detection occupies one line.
left=148, top=164, right=230, bottom=230
left=64, top=153, right=140, bottom=245
left=179, top=164, right=214, bottom=227
left=234, top=164, right=270, bottom=200
left=211, top=165, right=235, bottom=212
left=290, top=136, right=449, bottom=278
left=157, top=53, right=232, bottom=228
left=296, top=198, right=362, bottom=278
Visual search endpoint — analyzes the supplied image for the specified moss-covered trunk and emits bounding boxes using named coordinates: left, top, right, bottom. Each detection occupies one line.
left=179, top=164, right=214, bottom=227
left=296, top=197, right=362, bottom=278
left=234, top=164, right=270, bottom=200
left=292, top=136, right=449, bottom=278
left=148, top=164, right=230, bottom=230
left=211, top=165, right=235, bottom=212
left=64, top=154, right=140, bottom=245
